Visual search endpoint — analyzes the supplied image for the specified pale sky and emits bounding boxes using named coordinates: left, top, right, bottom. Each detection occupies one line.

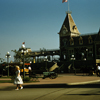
left=0, top=0, right=100, bottom=62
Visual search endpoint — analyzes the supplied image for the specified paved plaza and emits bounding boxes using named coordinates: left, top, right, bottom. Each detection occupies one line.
left=0, top=74, right=100, bottom=88
left=0, top=74, right=100, bottom=100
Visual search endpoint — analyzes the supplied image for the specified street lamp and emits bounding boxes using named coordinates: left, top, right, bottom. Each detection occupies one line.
left=20, top=43, right=28, bottom=79
left=86, top=49, right=88, bottom=60
left=5, top=52, right=11, bottom=77
left=44, top=57, right=48, bottom=72
left=71, top=55, right=76, bottom=74
left=86, top=49, right=88, bottom=75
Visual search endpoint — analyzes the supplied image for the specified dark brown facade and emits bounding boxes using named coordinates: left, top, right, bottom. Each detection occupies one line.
left=58, top=12, right=100, bottom=69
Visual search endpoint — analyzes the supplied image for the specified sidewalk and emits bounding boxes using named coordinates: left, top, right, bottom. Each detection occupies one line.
left=0, top=74, right=100, bottom=89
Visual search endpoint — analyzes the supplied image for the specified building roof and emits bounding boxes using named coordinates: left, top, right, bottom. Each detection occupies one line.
left=59, top=12, right=80, bottom=36
left=94, top=29, right=100, bottom=42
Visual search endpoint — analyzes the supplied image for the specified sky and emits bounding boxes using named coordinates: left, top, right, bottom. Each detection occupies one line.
left=0, top=0, right=100, bottom=62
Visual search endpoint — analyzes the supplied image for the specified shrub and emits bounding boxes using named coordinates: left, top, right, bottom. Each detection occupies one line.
left=23, top=77, right=31, bottom=82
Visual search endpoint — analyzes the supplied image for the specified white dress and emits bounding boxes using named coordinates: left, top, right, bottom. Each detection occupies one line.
left=14, top=70, right=23, bottom=84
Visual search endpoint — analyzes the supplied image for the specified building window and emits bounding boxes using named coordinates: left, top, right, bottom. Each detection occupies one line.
left=63, top=38, right=67, bottom=46
left=64, top=55, right=66, bottom=59
left=72, top=25, right=77, bottom=32
left=70, top=38, right=74, bottom=45
left=89, top=48, right=93, bottom=53
left=79, top=36, right=83, bottom=45
left=69, top=49, right=74, bottom=58
left=88, top=48, right=93, bottom=58
left=88, top=35, right=93, bottom=44
left=62, top=52, right=67, bottom=60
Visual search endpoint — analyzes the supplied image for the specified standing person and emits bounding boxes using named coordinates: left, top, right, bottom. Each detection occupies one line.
left=97, top=64, right=100, bottom=76
left=96, top=64, right=98, bottom=76
left=28, top=66, right=32, bottom=77
left=14, top=66, right=23, bottom=90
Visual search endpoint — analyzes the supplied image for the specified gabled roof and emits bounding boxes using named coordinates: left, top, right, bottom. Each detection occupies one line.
left=59, top=12, right=80, bottom=36
left=59, top=13, right=70, bottom=33
left=68, top=13, right=80, bottom=34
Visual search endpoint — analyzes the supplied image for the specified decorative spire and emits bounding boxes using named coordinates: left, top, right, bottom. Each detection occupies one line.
left=58, top=13, right=80, bottom=37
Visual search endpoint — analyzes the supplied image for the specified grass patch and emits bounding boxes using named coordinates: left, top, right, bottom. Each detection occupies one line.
left=23, top=77, right=31, bottom=82
left=0, top=80, right=13, bottom=83
left=0, top=76, right=12, bottom=79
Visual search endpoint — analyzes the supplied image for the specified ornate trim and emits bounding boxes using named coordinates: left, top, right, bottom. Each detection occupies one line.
left=88, top=35, right=93, bottom=44
left=79, top=36, right=83, bottom=45
left=70, top=38, right=74, bottom=45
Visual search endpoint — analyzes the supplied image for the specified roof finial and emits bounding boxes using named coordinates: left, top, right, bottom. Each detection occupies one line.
left=68, top=0, right=69, bottom=12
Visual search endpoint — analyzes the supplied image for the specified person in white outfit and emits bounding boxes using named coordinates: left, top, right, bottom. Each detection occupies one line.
left=14, top=66, right=23, bottom=90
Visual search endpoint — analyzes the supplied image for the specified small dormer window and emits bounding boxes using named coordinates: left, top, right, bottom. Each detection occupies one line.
left=73, top=25, right=77, bottom=30
left=88, top=36, right=93, bottom=44
left=70, top=38, right=74, bottom=45
left=79, top=36, right=83, bottom=45
left=72, top=25, right=77, bottom=32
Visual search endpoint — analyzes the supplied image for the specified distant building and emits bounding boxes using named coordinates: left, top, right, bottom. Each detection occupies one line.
left=58, top=12, right=100, bottom=68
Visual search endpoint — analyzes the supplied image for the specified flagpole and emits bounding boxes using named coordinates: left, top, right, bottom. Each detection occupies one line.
left=68, top=0, right=69, bottom=12
left=66, top=0, right=71, bottom=14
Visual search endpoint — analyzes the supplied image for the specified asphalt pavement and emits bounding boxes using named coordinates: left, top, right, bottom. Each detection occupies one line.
left=0, top=73, right=100, bottom=100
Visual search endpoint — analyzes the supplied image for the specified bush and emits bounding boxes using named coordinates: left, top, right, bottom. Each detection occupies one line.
left=11, top=75, right=15, bottom=81
left=23, top=77, right=31, bottom=82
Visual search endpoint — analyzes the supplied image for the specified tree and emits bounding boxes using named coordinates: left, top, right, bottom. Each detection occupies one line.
left=11, top=50, right=32, bottom=63
left=0, top=58, right=4, bottom=63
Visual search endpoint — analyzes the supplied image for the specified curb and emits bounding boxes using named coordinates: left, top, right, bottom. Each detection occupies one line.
left=67, top=80, right=100, bottom=85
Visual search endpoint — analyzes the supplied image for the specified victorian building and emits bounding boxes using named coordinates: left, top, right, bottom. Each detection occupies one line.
left=24, top=12, right=100, bottom=71
left=58, top=12, right=100, bottom=69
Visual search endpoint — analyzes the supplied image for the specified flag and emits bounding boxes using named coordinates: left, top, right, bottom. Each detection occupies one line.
left=62, top=0, right=68, bottom=3
left=22, top=42, right=25, bottom=44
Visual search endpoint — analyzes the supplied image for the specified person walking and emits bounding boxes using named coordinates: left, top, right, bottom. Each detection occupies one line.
left=97, top=64, right=100, bottom=76
left=14, top=66, right=23, bottom=90
left=28, top=66, right=32, bottom=77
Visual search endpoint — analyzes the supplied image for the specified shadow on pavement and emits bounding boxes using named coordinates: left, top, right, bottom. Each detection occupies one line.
left=0, top=86, right=15, bottom=91
left=23, top=82, right=100, bottom=88
left=0, top=82, right=100, bottom=91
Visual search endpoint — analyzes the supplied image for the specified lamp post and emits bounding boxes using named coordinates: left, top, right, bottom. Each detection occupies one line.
left=5, top=52, right=11, bottom=77
left=20, top=43, right=28, bottom=79
left=71, top=55, right=76, bottom=74
left=44, top=57, right=48, bottom=72
left=82, top=52, right=86, bottom=75
left=86, top=49, right=88, bottom=60
left=86, top=49, right=88, bottom=75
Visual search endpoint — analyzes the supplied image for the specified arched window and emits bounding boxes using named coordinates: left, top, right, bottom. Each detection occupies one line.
left=88, top=35, right=93, bottom=44
left=79, top=36, right=83, bottom=45
left=72, top=25, right=77, bottom=32
left=70, top=38, right=74, bottom=45
left=63, top=38, right=67, bottom=46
